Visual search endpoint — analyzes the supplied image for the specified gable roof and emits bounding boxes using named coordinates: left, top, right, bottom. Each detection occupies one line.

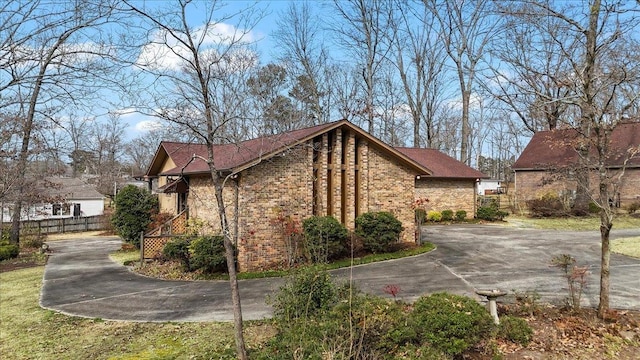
left=42, top=177, right=104, bottom=200
left=512, top=122, right=640, bottom=170
left=395, top=147, right=488, bottom=179
left=146, top=120, right=431, bottom=177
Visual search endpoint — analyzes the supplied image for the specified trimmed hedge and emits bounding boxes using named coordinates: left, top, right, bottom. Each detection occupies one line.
left=302, top=216, right=348, bottom=263
left=355, top=211, right=403, bottom=253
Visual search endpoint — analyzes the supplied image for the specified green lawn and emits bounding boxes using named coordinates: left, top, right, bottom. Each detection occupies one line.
left=506, top=214, right=640, bottom=231
left=505, top=215, right=640, bottom=258
left=0, top=266, right=271, bottom=359
left=612, top=236, right=640, bottom=259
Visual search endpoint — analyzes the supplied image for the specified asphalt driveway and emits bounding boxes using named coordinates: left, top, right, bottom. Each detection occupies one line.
left=40, top=224, right=640, bottom=322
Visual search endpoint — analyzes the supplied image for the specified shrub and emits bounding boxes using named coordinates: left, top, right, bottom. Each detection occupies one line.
left=162, top=237, right=191, bottom=270
left=20, top=227, right=44, bottom=249
left=477, top=203, right=508, bottom=221
left=330, top=293, right=417, bottom=355
left=355, top=211, right=403, bottom=253
left=0, top=244, right=19, bottom=261
left=426, top=210, right=442, bottom=222
left=497, top=316, right=533, bottom=346
left=441, top=209, right=454, bottom=221
left=627, top=201, right=640, bottom=214
left=455, top=210, right=467, bottom=221
left=270, top=266, right=337, bottom=321
left=111, top=185, right=158, bottom=248
left=302, top=216, right=348, bottom=263
left=263, top=278, right=418, bottom=360
left=412, top=292, right=494, bottom=356
left=588, top=201, right=600, bottom=214
left=526, top=193, right=566, bottom=218
left=188, top=235, right=226, bottom=274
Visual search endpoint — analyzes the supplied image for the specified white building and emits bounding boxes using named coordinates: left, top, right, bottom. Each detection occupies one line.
left=1, top=177, right=104, bottom=222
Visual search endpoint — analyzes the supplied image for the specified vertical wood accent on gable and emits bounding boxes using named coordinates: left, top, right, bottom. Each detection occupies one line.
left=319, top=133, right=328, bottom=215
left=359, top=138, right=369, bottom=213
left=344, top=131, right=357, bottom=227
left=354, top=136, right=361, bottom=220
left=340, top=129, right=348, bottom=224
left=328, top=130, right=335, bottom=218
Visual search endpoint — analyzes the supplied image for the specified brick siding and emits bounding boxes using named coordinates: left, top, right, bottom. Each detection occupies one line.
left=415, top=179, right=476, bottom=217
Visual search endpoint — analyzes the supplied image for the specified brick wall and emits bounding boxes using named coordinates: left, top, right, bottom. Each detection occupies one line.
left=415, top=179, right=476, bottom=217
left=156, top=129, right=426, bottom=272
left=364, top=144, right=416, bottom=244
left=236, top=144, right=313, bottom=271
left=515, top=168, right=640, bottom=208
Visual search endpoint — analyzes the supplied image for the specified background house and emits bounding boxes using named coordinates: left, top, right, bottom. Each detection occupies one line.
left=1, top=177, right=105, bottom=222
left=512, top=122, right=640, bottom=209
left=145, top=120, right=486, bottom=271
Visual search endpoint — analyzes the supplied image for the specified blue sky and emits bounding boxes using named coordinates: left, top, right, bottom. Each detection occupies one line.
left=117, top=0, right=314, bottom=139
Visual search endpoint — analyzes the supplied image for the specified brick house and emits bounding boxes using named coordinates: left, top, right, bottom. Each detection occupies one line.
left=145, top=120, right=485, bottom=271
left=512, top=122, right=640, bottom=209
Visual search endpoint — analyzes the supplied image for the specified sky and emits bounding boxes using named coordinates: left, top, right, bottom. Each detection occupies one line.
left=117, top=0, right=298, bottom=139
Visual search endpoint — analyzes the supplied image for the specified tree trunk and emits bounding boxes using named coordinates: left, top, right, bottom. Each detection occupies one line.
left=209, top=167, right=247, bottom=360
left=598, top=218, right=611, bottom=318
left=460, top=89, right=471, bottom=165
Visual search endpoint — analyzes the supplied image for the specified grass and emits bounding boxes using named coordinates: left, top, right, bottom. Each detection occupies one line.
left=612, top=236, right=640, bottom=259
left=0, top=266, right=273, bottom=359
left=506, top=214, right=640, bottom=231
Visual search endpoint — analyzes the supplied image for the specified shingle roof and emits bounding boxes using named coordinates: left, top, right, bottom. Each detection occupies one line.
left=43, top=178, right=104, bottom=200
left=147, top=122, right=341, bottom=176
left=395, top=147, right=488, bottom=179
left=512, top=122, right=640, bottom=170
left=146, top=120, right=485, bottom=180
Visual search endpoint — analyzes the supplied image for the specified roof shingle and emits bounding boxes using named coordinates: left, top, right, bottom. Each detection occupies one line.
left=512, top=122, right=640, bottom=170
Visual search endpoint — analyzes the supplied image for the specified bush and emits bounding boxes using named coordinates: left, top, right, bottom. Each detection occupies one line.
left=329, top=293, right=418, bottom=355
left=302, top=216, right=348, bottom=263
left=455, top=210, right=467, bottom=221
left=111, top=185, right=158, bottom=248
left=188, top=235, right=226, bottom=274
left=497, top=316, right=533, bottom=346
left=627, top=201, right=640, bottom=214
left=355, top=211, right=403, bottom=253
left=270, top=267, right=337, bottom=321
left=162, top=237, right=191, bottom=270
left=412, top=292, right=494, bottom=356
left=426, top=210, right=442, bottom=222
left=0, top=244, right=19, bottom=261
left=477, top=203, right=508, bottom=221
left=526, top=193, right=566, bottom=218
left=588, top=201, right=600, bottom=214
left=441, top=209, right=454, bottom=221
left=263, top=275, right=419, bottom=360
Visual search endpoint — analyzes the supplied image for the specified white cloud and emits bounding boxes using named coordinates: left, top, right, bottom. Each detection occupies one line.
left=136, top=22, right=256, bottom=71
left=135, top=120, right=164, bottom=132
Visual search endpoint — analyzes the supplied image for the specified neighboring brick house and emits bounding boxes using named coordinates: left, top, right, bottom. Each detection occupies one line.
left=512, top=122, right=640, bottom=209
left=145, top=120, right=485, bottom=271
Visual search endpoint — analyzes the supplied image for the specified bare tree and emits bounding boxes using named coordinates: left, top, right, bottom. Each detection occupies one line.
left=88, top=114, right=127, bottom=197
left=389, top=1, right=447, bottom=147
left=331, top=0, right=392, bottom=135
left=0, top=0, right=125, bottom=244
left=122, top=1, right=267, bottom=357
left=507, top=0, right=640, bottom=317
left=488, top=1, right=578, bottom=133
left=273, top=1, right=330, bottom=124
left=426, top=0, right=499, bottom=165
